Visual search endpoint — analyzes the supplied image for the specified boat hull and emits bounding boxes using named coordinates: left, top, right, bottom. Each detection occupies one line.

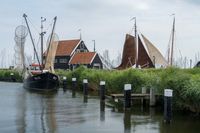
left=23, top=72, right=59, bottom=91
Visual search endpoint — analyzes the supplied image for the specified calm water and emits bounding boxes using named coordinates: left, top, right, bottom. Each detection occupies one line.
left=0, top=82, right=200, bottom=133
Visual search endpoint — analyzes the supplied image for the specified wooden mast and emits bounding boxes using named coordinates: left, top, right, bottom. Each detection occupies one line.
left=23, top=14, right=41, bottom=70
left=130, top=17, right=137, bottom=67
left=170, top=15, right=175, bottom=66
left=135, top=17, right=138, bottom=67
left=40, top=17, right=46, bottom=69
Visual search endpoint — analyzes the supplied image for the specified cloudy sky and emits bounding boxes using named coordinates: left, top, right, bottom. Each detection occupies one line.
left=1, top=0, right=200, bottom=67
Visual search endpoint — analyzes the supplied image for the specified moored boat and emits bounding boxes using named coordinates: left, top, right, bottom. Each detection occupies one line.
left=23, top=72, right=59, bottom=91
left=23, top=64, right=59, bottom=91
left=21, top=14, right=59, bottom=91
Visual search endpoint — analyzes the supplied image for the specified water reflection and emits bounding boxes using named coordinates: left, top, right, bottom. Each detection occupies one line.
left=15, top=88, right=58, bottom=133
left=72, top=90, right=76, bottom=98
left=63, top=88, right=67, bottom=92
left=124, top=110, right=131, bottom=133
left=16, top=89, right=26, bottom=133
left=1, top=82, right=200, bottom=133
left=83, top=96, right=88, bottom=103
left=100, top=101, right=105, bottom=122
left=40, top=94, right=57, bottom=133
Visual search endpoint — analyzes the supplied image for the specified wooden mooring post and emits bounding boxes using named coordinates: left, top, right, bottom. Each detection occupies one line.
left=10, top=73, right=16, bottom=82
left=72, top=78, right=77, bottom=97
left=62, top=76, right=67, bottom=90
left=124, top=84, right=132, bottom=109
left=141, top=87, right=147, bottom=106
left=72, top=78, right=77, bottom=90
left=150, top=88, right=156, bottom=106
left=100, top=81, right=106, bottom=101
left=164, top=89, right=173, bottom=124
left=83, top=79, right=88, bottom=96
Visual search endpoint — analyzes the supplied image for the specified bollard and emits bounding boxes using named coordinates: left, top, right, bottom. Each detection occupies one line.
left=164, top=89, right=173, bottom=124
left=10, top=73, right=16, bottom=82
left=124, top=84, right=132, bottom=109
left=100, top=81, right=106, bottom=101
left=63, top=76, right=67, bottom=90
left=72, top=77, right=77, bottom=90
left=150, top=88, right=156, bottom=106
left=83, top=79, right=88, bottom=96
left=141, top=87, right=147, bottom=106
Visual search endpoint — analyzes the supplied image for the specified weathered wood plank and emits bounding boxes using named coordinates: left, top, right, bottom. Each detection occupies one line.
left=111, top=93, right=150, bottom=98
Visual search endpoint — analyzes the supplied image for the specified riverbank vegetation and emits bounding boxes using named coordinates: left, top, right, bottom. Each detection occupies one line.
left=56, top=66, right=200, bottom=113
left=0, top=69, right=22, bottom=82
left=1, top=67, right=200, bottom=113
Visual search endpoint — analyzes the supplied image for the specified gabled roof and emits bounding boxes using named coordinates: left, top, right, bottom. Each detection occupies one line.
left=69, top=52, right=96, bottom=64
left=56, top=39, right=80, bottom=56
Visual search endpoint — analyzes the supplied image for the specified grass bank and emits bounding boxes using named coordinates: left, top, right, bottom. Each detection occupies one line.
left=56, top=66, right=200, bottom=113
left=0, top=69, right=23, bottom=82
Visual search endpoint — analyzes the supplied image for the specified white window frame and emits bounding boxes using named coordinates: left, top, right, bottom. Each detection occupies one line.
left=93, top=63, right=100, bottom=69
left=59, top=58, right=68, bottom=63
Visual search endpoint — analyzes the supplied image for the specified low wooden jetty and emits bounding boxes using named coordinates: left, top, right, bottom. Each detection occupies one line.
left=110, top=93, right=150, bottom=100
left=109, top=90, right=160, bottom=107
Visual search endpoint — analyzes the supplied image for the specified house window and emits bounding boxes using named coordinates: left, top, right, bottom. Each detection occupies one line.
left=76, top=49, right=80, bottom=52
left=54, top=59, right=57, bottom=63
left=80, top=43, right=84, bottom=49
left=59, top=59, right=68, bottom=63
left=93, top=63, right=100, bottom=69
left=80, top=43, right=86, bottom=52
left=72, top=65, right=76, bottom=70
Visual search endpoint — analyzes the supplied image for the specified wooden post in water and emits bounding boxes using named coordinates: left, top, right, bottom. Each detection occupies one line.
left=72, top=78, right=77, bottom=97
left=141, top=87, right=147, bottom=106
left=100, top=101, right=105, bottom=121
left=100, top=81, right=106, bottom=101
left=164, top=89, right=173, bottom=124
left=83, top=79, right=88, bottom=96
left=124, top=110, right=131, bottom=133
left=10, top=73, right=16, bottom=82
left=72, top=78, right=77, bottom=90
left=150, top=88, right=156, bottom=106
left=62, top=76, right=67, bottom=90
left=124, top=84, right=132, bottom=109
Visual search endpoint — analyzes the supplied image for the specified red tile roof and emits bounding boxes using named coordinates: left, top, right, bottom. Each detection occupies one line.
left=69, top=52, right=96, bottom=64
left=56, top=39, right=80, bottom=56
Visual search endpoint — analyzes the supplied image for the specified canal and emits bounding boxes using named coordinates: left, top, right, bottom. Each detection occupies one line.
left=0, top=82, right=200, bottom=133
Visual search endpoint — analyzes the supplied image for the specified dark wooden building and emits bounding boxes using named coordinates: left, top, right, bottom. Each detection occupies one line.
left=69, top=52, right=103, bottom=70
left=53, top=39, right=102, bottom=70
left=54, top=39, right=88, bottom=69
left=195, top=61, right=200, bottom=67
